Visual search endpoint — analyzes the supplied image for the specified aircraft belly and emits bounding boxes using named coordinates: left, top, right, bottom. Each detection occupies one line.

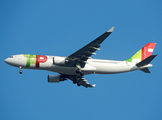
left=95, top=65, right=131, bottom=74
left=48, top=65, right=77, bottom=75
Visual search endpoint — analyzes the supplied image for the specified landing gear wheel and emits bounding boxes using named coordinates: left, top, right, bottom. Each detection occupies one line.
left=73, top=81, right=77, bottom=84
left=77, top=82, right=81, bottom=86
left=19, top=70, right=22, bottom=74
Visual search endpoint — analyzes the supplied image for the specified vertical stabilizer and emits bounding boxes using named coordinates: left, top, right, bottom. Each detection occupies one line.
left=125, top=43, right=156, bottom=62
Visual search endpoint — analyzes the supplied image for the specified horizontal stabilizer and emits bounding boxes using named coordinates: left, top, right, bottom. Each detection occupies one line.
left=140, top=68, right=151, bottom=73
left=136, top=55, right=157, bottom=67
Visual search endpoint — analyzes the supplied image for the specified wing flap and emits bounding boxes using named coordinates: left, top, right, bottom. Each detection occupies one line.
left=68, top=75, right=96, bottom=88
left=79, top=77, right=96, bottom=88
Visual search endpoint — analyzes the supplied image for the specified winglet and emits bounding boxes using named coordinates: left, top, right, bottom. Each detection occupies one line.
left=92, top=84, right=96, bottom=87
left=107, top=27, right=114, bottom=32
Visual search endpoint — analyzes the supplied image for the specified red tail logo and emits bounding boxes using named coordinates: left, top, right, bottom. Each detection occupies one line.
left=142, top=43, right=156, bottom=60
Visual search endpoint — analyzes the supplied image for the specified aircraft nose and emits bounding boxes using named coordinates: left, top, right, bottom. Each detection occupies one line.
left=4, top=58, right=9, bottom=64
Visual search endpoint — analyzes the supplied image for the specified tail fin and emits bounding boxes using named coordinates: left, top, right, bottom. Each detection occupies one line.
left=125, top=43, right=156, bottom=62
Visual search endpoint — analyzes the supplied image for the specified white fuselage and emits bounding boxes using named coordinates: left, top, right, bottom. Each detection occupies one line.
left=4, top=54, right=152, bottom=75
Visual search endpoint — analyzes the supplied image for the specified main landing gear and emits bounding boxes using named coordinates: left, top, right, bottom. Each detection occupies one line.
left=77, top=82, right=81, bottom=86
left=73, top=69, right=83, bottom=87
left=19, top=66, right=22, bottom=74
left=76, top=68, right=83, bottom=76
left=73, top=78, right=81, bottom=86
left=73, top=64, right=83, bottom=86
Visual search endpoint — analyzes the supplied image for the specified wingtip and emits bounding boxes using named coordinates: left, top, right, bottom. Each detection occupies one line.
left=107, top=27, right=114, bottom=32
left=92, top=84, right=96, bottom=87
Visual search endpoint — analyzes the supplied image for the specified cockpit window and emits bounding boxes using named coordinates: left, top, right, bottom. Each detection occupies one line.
left=9, top=56, right=13, bottom=58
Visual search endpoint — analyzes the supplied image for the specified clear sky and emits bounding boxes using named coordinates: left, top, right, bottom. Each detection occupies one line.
left=1, top=0, right=162, bottom=120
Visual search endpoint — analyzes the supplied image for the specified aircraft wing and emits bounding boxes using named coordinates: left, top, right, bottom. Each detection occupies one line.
left=68, top=76, right=96, bottom=88
left=66, top=27, right=114, bottom=67
left=78, top=77, right=96, bottom=88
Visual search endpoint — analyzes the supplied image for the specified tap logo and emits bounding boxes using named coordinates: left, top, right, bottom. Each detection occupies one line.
left=24, top=54, right=47, bottom=67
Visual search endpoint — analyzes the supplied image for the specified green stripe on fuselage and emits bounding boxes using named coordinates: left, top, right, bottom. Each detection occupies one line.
left=24, top=54, right=36, bottom=67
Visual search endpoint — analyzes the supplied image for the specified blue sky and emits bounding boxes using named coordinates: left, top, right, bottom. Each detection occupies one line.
left=1, top=0, right=162, bottom=120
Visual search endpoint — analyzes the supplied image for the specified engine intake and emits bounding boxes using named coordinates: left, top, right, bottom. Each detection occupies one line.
left=48, top=75, right=65, bottom=83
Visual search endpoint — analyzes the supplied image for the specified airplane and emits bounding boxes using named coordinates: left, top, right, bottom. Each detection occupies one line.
left=4, top=27, right=157, bottom=88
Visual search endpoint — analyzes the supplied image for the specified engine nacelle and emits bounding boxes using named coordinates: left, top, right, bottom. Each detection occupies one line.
left=48, top=75, right=65, bottom=83
left=53, top=57, right=67, bottom=65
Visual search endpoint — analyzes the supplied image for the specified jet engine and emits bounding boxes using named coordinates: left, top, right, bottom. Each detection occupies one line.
left=53, top=57, right=67, bottom=65
left=48, top=75, right=66, bottom=83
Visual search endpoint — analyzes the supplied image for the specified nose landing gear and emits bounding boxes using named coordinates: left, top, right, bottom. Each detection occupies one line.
left=19, top=66, right=22, bottom=74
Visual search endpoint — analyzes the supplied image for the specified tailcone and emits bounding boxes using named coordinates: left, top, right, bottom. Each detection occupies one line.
left=138, top=64, right=153, bottom=69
